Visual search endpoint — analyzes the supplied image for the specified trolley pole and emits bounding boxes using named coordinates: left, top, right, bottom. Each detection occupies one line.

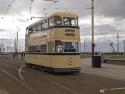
left=91, top=0, right=95, bottom=67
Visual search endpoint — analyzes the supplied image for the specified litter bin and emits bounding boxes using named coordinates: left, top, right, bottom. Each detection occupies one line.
left=92, top=55, right=101, bottom=68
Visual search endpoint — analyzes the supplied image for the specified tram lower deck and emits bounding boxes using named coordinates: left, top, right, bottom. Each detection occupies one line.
left=25, top=53, right=80, bottom=73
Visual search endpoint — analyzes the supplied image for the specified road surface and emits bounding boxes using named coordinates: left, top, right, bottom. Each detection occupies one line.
left=0, top=55, right=125, bottom=94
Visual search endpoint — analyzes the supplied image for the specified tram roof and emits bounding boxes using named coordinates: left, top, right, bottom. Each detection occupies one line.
left=26, top=12, right=78, bottom=29
left=48, top=12, right=78, bottom=18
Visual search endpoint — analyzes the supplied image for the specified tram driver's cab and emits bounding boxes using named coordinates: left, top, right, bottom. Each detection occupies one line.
left=55, top=40, right=79, bottom=53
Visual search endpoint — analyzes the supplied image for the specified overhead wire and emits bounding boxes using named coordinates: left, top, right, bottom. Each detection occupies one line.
left=38, top=0, right=60, bottom=16
left=2, top=0, right=16, bottom=19
left=26, top=0, right=61, bottom=21
left=1, top=0, right=59, bottom=21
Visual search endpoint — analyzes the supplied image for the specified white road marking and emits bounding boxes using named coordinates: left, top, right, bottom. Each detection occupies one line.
left=100, top=87, right=125, bottom=93
left=100, top=89, right=105, bottom=93
left=0, top=68, right=38, bottom=94
left=0, top=62, right=25, bottom=72
left=18, top=65, right=25, bottom=81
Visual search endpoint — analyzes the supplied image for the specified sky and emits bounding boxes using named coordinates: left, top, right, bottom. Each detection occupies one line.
left=0, top=0, right=125, bottom=52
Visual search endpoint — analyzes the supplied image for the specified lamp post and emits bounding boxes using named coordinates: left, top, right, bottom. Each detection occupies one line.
left=91, top=0, right=95, bottom=67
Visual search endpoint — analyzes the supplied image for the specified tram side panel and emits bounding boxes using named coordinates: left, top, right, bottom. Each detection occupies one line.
left=50, top=55, right=80, bottom=72
left=25, top=54, right=51, bottom=68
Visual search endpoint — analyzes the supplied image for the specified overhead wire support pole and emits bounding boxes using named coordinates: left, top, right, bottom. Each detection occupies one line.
left=117, top=33, right=119, bottom=53
left=30, top=0, right=34, bottom=19
left=84, top=40, right=86, bottom=53
left=123, top=40, right=125, bottom=55
left=17, top=32, right=18, bottom=53
left=91, top=0, right=95, bottom=67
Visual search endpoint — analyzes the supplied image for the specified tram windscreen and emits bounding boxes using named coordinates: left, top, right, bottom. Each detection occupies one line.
left=63, top=17, right=78, bottom=26
left=55, top=41, right=79, bottom=53
left=49, top=16, right=78, bottom=27
left=63, top=42, right=78, bottom=52
left=54, top=16, right=62, bottom=26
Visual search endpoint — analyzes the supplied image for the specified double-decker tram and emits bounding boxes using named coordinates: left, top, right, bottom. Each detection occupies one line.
left=25, top=12, right=80, bottom=73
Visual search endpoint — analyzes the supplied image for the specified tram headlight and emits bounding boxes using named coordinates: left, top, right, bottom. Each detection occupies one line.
left=69, top=61, right=72, bottom=65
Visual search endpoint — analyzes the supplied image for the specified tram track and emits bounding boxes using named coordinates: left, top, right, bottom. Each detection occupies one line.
left=21, top=68, right=80, bottom=94
left=0, top=56, right=79, bottom=94
left=0, top=57, right=39, bottom=94
left=0, top=68, right=38, bottom=94
left=0, top=55, right=125, bottom=94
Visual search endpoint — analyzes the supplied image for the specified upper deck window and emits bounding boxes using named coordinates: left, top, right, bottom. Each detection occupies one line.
left=42, top=20, right=48, bottom=29
left=49, top=16, right=62, bottom=27
left=49, top=17, right=54, bottom=27
left=48, top=16, right=79, bottom=28
left=26, top=29, right=29, bottom=35
left=63, top=17, right=78, bottom=26
left=36, top=23, right=42, bottom=31
left=33, top=26, right=36, bottom=32
left=54, top=16, right=62, bottom=26
left=28, top=27, right=33, bottom=34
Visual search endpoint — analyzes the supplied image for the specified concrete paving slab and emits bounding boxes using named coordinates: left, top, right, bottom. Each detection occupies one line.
left=81, top=58, right=125, bottom=81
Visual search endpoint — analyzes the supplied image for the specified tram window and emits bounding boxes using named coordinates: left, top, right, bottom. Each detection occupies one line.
left=25, top=46, right=28, bottom=52
left=28, top=46, right=36, bottom=52
left=28, top=45, right=47, bottom=53
left=36, top=24, right=42, bottom=31
left=40, top=45, right=46, bottom=53
left=63, top=17, right=78, bottom=26
left=55, top=40, right=63, bottom=53
left=54, top=16, right=62, bottom=26
left=49, top=17, right=54, bottom=27
left=33, top=26, right=36, bottom=33
left=28, top=27, right=33, bottom=34
left=42, top=20, right=48, bottom=30
left=36, top=45, right=40, bottom=52
left=26, top=29, right=29, bottom=35
left=63, top=42, right=78, bottom=53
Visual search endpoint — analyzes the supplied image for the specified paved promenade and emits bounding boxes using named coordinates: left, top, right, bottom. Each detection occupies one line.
left=81, top=58, right=125, bottom=81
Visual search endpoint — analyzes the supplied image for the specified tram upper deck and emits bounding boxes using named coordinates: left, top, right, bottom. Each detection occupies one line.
left=26, top=12, right=80, bottom=46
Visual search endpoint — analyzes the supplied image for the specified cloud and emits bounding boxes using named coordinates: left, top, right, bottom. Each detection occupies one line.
left=95, top=24, right=116, bottom=35
left=96, top=0, right=125, bottom=19
left=0, top=0, right=125, bottom=18
left=0, top=28, right=13, bottom=32
left=0, top=0, right=125, bottom=52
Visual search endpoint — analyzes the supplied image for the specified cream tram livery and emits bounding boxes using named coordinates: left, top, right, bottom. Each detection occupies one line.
left=25, top=12, right=80, bottom=73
